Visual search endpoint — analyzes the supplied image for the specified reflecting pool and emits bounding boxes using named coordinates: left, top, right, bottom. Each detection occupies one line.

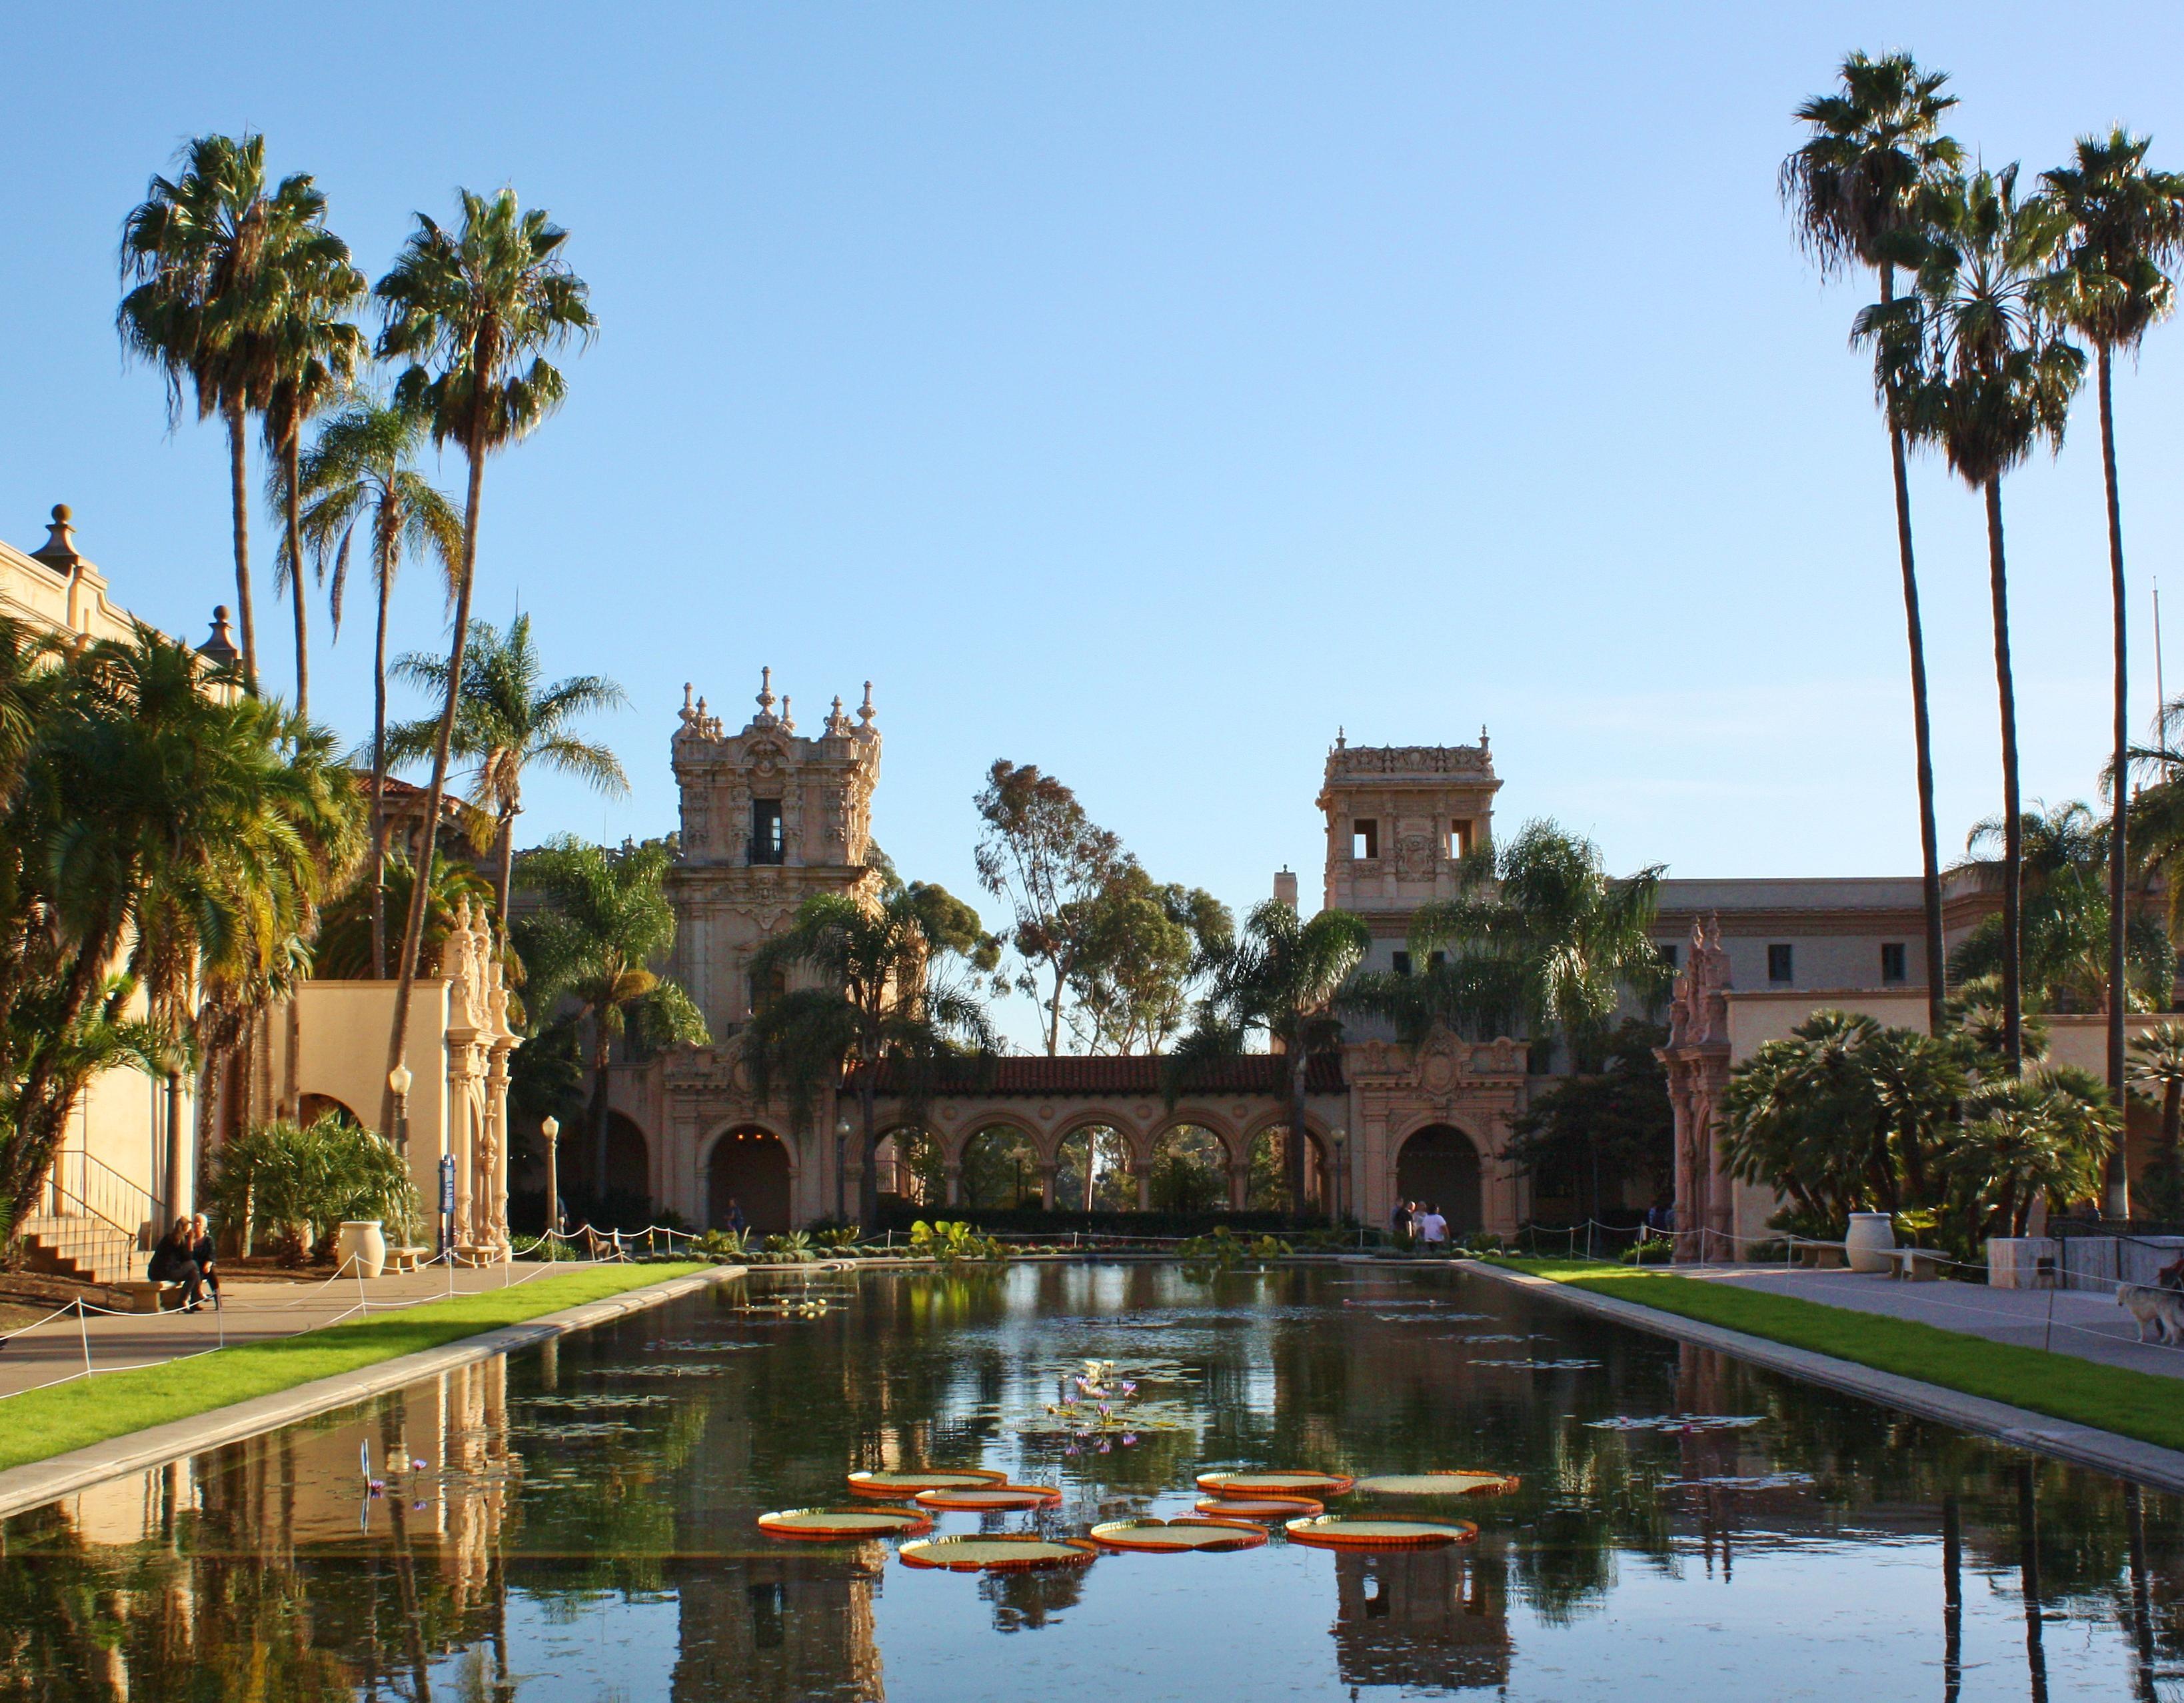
left=5, top=1262, right=2183, bottom=1700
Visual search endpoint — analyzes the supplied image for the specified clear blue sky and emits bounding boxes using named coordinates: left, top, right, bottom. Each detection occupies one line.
left=5, top=3, right=2184, bottom=1044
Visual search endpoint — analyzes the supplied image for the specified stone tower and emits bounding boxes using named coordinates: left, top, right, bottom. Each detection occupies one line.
left=665, top=669, right=882, bottom=1036
left=1318, top=731, right=1501, bottom=922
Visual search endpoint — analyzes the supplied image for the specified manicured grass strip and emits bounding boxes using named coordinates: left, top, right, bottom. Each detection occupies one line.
left=0, top=1263, right=707, bottom=1474
left=1484, top=1258, right=2184, bottom=1457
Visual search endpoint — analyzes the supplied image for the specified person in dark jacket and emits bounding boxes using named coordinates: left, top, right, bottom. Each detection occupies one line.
left=188, top=1212, right=221, bottom=1307
left=146, top=1216, right=206, bottom=1310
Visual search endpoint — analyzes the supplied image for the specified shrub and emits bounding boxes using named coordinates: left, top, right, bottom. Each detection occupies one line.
left=206, top=1114, right=425, bottom=1262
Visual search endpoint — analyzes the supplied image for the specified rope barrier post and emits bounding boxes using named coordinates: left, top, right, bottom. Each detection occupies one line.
left=78, top=1296, right=92, bottom=1380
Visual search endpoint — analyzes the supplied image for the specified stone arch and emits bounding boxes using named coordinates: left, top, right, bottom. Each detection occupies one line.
left=1394, top=1122, right=1484, bottom=1235
left=1242, top=1114, right=1334, bottom=1214
left=1145, top=1122, right=1230, bottom=1212
left=872, top=1124, right=944, bottom=1208
left=1052, top=1112, right=1136, bottom=1212
left=297, top=1091, right=365, bottom=1129
left=706, top=1124, right=795, bottom=1236
left=956, top=1122, right=1044, bottom=1208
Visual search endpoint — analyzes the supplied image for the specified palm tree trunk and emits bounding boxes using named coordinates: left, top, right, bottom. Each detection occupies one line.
left=2098, top=343, right=2132, bottom=1218
left=861, top=1070, right=879, bottom=1228
left=1288, top=1044, right=1309, bottom=1217
left=387, top=439, right=487, bottom=1124
left=494, top=813, right=517, bottom=927
left=285, top=433, right=309, bottom=719
left=591, top=1018, right=612, bottom=1200
left=369, top=527, right=394, bottom=980
left=225, top=401, right=259, bottom=695
left=1985, top=479, right=2024, bottom=1076
left=1880, top=265, right=1948, bottom=1038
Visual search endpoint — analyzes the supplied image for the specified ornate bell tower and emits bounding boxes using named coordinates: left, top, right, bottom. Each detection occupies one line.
left=665, top=669, right=882, bottom=1036
left=1317, top=730, right=1501, bottom=923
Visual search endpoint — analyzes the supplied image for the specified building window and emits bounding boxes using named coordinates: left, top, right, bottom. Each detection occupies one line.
left=1767, top=944, right=1793, bottom=985
left=1352, top=819, right=1380, bottom=860
left=1392, top=950, right=1412, bottom=977
left=749, top=963, right=787, bottom=1012
left=1430, top=949, right=1446, bottom=970
left=1450, top=820, right=1474, bottom=858
left=1881, top=942, right=1908, bottom=984
left=1658, top=941, right=1679, bottom=971
left=750, top=799, right=784, bottom=864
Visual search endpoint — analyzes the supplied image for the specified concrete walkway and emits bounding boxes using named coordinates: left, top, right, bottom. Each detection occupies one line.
left=0, top=1261, right=620, bottom=1400
left=1694, top=1265, right=2184, bottom=1382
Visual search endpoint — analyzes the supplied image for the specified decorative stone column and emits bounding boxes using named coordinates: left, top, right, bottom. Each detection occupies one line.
left=944, top=1162, right=963, bottom=1207
left=1656, top=916, right=1733, bottom=1263
left=1038, top=1162, right=1058, bottom=1211
left=1228, top=1155, right=1249, bottom=1211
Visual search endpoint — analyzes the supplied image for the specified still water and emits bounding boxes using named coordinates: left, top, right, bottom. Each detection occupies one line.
left=4, top=1262, right=2181, bottom=1701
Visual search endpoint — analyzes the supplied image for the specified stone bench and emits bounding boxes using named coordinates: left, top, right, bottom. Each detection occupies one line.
left=1881, top=1247, right=1947, bottom=1282
left=1792, top=1241, right=1847, bottom=1270
left=108, top=1280, right=185, bottom=1314
left=386, top=1245, right=432, bottom=1274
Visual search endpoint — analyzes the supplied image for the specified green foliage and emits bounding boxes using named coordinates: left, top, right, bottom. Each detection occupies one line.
left=758, top=1230, right=815, bottom=1262
left=696, top=1227, right=752, bottom=1259
left=908, top=1218, right=1004, bottom=1262
left=817, top=1226, right=863, bottom=1250
left=314, top=849, right=500, bottom=981
left=205, top=1113, right=424, bottom=1260
left=1177, top=1224, right=1289, bottom=1272
left=1506, top=1018, right=1673, bottom=1218
left=1620, top=1235, right=1674, bottom=1265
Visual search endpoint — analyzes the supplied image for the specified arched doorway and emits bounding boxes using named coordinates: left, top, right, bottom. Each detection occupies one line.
left=1149, top=1125, right=1227, bottom=1212
left=593, top=1112, right=650, bottom=1200
left=297, top=1092, right=365, bottom=1130
left=710, top=1128, right=792, bottom=1236
left=1396, top=1125, right=1482, bottom=1234
left=959, top=1126, right=1040, bottom=1208
left=873, top=1128, right=944, bottom=1208
left=1246, top=1124, right=1329, bottom=1215
left=1054, top=1125, right=1134, bottom=1211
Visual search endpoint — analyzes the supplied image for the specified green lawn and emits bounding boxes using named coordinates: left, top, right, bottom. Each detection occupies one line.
left=1484, top=1257, right=2184, bottom=1456
left=0, top=1262, right=709, bottom=1475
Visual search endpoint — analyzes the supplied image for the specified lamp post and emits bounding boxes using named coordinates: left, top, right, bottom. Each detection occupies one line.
left=1330, top=1126, right=1348, bottom=1225
left=835, top=1116, right=854, bottom=1224
left=543, top=1116, right=562, bottom=1236
left=388, top=1063, right=413, bottom=1155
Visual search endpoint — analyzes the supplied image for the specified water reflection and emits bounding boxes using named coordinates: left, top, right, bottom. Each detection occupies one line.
left=6, top=1264, right=2184, bottom=1700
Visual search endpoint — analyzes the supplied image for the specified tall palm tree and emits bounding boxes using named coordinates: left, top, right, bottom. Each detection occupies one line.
left=2041, top=129, right=2184, bottom=1139
left=296, top=401, right=463, bottom=976
left=1886, top=165, right=2084, bottom=1074
left=261, top=231, right=368, bottom=718
left=746, top=885, right=998, bottom=1225
left=119, top=133, right=330, bottom=696
left=386, top=613, right=628, bottom=923
left=1783, top=53, right=1963, bottom=1037
left=515, top=837, right=706, bottom=1200
left=1172, top=898, right=1371, bottom=1214
left=373, top=189, right=594, bottom=1112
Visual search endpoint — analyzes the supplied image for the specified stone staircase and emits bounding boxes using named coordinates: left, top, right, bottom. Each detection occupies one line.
left=16, top=1213, right=143, bottom=1286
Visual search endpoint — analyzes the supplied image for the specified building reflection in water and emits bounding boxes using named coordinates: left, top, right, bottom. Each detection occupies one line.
left=1330, top=1542, right=1510, bottom=1692
left=669, top=1550, right=884, bottom=1702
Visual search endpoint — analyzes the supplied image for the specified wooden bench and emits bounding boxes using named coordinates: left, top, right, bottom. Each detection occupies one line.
left=109, top=1280, right=185, bottom=1314
left=386, top=1245, right=432, bottom=1274
left=1881, top=1247, right=1946, bottom=1282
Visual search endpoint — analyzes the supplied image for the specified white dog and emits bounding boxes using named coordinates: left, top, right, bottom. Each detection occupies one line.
left=2118, top=1283, right=2184, bottom=1345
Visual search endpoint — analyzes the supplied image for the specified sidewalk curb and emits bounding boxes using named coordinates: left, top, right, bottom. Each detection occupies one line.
left=1468, top=1260, right=2184, bottom=1494
left=0, top=1264, right=745, bottom=1522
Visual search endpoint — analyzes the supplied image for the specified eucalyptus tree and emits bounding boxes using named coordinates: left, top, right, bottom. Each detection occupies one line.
left=261, top=236, right=368, bottom=717
left=1782, top=51, right=1963, bottom=1036
left=297, top=401, right=462, bottom=975
left=388, top=613, right=628, bottom=923
left=119, top=133, right=339, bottom=695
left=516, top=837, right=706, bottom=1195
left=374, top=189, right=594, bottom=1108
left=1879, top=165, right=2084, bottom=1074
left=1171, top=898, right=1370, bottom=1212
left=744, top=884, right=999, bottom=1224
left=2040, top=129, right=2184, bottom=1116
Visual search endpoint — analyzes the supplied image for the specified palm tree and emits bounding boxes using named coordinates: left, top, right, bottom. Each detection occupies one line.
left=2130, top=1022, right=2184, bottom=1216
left=386, top=614, right=628, bottom=923
left=1783, top=51, right=1963, bottom=1038
left=296, top=401, right=463, bottom=976
left=2041, top=130, right=2184, bottom=1128
left=515, top=837, right=706, bottom=1201
left=745, top=884, right=998, bottom=1225
left=373, top=189, right=594, bottom=1114
left=260, top=230, right=368, bottom=718
left=1887, top=165, right=2084, bottom=1074
left=119, top=133, right=333, bottom=696
left=1172, top=898, right=1371, bottom=1214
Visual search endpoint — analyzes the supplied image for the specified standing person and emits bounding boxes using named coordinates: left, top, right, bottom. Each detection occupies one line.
left=146, top=1217, right=207, bottom=1311
left=189, top=1213, right=222, bottom=1308
left=726, top=1197, right=746, bottom=1236
left=1420, top=1204, right=1450, bottom=1248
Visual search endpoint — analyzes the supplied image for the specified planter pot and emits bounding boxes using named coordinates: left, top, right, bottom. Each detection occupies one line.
left=337, top=1220, right=387, bottom=1280
left=1844, top=1212, right=1897, bottom=1274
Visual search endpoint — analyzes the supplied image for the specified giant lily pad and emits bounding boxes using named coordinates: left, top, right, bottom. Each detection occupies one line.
left=1350, top=1471, right=1520, bottom=1498
left=1088, top=1517, right=1267, bottom=1553
left=1284, top=1515, right=1478, bottom=1551
left=758, top=1506, right=933, bottom=1541
left=846, top=1468, right=1008, bottom=1498
left=897, top=1535, right=1100, bottom=1572
left=1196, top=1469, right=1355, bottom=1498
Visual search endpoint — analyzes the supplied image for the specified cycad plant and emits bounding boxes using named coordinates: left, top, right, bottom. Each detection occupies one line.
left=2040, top=129, right=2184, bottom=1117
left=296, top=401, right=463, bottom=976
left=375, top=189, right=594, bottom=1107
left=1879, top=165, right=2085, bottom=1074
left=387, top=613, right=628, bottom=922
left=120, top=133, right=333, bottom=695
left=2130, top=1022, right=2184, bottom=1217
left=1782, top=51, right=1962, bottom=1035
left=744, top=884, right=998, bottom=1224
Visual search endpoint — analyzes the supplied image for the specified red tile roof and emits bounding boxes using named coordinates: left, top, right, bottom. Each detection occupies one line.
left=850, top=1053, right=1344, bottom=1097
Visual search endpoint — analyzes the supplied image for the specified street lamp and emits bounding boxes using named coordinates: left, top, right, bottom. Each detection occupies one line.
left=387, top=1063, right=413, bottom=1155
left=1330, top=1126, right=1348, bottom=1224
left=543, top=1116, right=562, bottom=1235
left=834, top=1116, right=854, bottom=1222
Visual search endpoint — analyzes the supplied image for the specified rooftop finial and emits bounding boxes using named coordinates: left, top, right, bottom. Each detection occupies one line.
left=1480, top=724, right=1490, bottom=755
left=780, top=695, right=794, bottom=732
left=858, top=681, right=876, bottom=727
left=198, top=605, right=241, bottom=670
left=756, top=666, right=776, bottom=719
left=679, top=683, right=697, bottom=729
left=825, top=694, right=854, bottom=736
left=31, top=503, right=80, bottom=571
left=1335, top=725, right=1346, bottom=750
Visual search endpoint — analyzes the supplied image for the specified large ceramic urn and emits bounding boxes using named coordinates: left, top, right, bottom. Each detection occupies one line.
left=337, top=1220, right=387, bottom=1280
left=1844, top=1212, right=1896, bottom=1274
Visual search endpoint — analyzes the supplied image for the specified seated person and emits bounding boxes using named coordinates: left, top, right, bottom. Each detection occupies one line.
left=188, top=1212, right=221, bottom=1306
left=145, top=1216, right=207, bottom=1310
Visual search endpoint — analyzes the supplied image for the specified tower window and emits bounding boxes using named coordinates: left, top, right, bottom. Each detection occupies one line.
left=1767, top=944, right=1793, bottom=985
left=750, top=799, right=784, bottom=864
left=1352, top=819, right=1380, bottom=860
left=1450, top=820, right=1474, bottom=858
left=1881, top=942, right=1908, bottom=984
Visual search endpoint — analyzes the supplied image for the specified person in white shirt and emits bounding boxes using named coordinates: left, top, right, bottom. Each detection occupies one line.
left=1419, top=1206, right=1450, bottom=1246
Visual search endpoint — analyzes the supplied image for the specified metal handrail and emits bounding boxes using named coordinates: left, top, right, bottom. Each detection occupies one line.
left=35, top=1176, right=143, bottom=1280
left=49, top=1147, right=161, bottom=1244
